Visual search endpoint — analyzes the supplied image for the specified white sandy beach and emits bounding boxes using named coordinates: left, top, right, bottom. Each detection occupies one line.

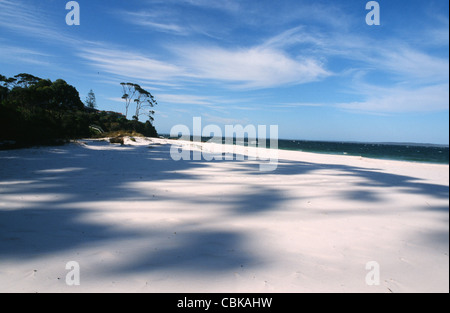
left=0, top=137, right=448, bottom=293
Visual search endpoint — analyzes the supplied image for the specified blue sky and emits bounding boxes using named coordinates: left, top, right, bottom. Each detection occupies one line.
left=0, top=0, right=448, bottom=144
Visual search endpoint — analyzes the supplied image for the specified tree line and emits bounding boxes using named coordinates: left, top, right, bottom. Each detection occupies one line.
left=0, top=73, right=158, bottom=148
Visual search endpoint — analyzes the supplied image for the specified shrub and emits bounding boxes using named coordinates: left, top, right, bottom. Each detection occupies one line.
left=110, top=136, right=124, bottom=145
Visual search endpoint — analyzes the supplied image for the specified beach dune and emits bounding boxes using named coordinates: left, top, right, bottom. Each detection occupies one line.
left=0, top=138, right=448, bottom=293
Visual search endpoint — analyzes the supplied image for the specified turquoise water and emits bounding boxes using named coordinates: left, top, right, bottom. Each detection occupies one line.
left=276, top=140, right=449, bottom=164
left=162, top=135, right=449, bottom=164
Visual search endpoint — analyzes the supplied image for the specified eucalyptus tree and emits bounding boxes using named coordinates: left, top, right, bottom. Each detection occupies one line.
left=120, top=82, right=157, bottom=121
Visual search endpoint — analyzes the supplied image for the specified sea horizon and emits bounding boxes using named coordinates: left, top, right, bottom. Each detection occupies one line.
left=160, top=134, right=450, bottom=164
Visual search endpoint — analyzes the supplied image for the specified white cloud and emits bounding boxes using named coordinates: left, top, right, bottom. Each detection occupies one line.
left=262, top=26, right=326, bottom=50
left=135, top=20, right=187, bottom=34
left=78, top=39, right=331, bottom=90
left=0, top=0, right=43, bottom=32
left=156, top=93, right=238, bottom=113
left=3, top=0, right=446, bottom=117
left=202, top=113, right=249, bottom=125
left=0, top=43, right=51, bottom=66
left=372, top=47, right=449, bottom=84
left=337, top=84, right=449, bottom=113
left=177, top=46, right=331, bottom=89
left=265, top=25, right=449, bottom=114
left=183, top=0, right=241, bottom=13
left=157, top=94, right=214, bottom=106
left=0, top=0, right=77, bottom=45
left=266, top=25, right=449, bottom=85
left=106, top=97, right=125, bottom=103
left=277, top=102, right=325, bottom=108
left=120, top=11, right=189, bottom=35
left=78, top=47, right=188, bottom=86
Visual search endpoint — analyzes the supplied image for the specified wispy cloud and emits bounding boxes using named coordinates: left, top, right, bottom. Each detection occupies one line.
left=183, top=0, right=241, bottom=13
left=0, top=43, right=52, bottom=66
left=262, top=26, right=326, bottom=50
left=78, top=34, right=332, bottom=90
left=120, top=11, right=189, bottom=35
left=0, top=0, right=76, bottom=45
left=0, top=0, right=45, bottom=33
left=343, top=43, right=449, bottom=113
left=262, top=23, right=449, bottom=113
left=156, top=93, right=241, bottom=113
left=157, top=94, right=215, bottom=106
left=370, top=46, right=449, bottom=84
left=2, top=0, right=448, bottom=119
left=202, top=113, right=249, bottom=125
left=78, top=46, right=188, bottom=86
left=176, top=45, right=331, bottom=89
left=337, top=83, right=449, bottom=114
left=266, top=24, right=449, bottom=82
left=277, top=102, right=325, bottom=108
left=107, top=97, right=126, bottom=104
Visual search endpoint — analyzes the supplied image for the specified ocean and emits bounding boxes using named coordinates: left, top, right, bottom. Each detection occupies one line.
left=161, top=135, right=449, bottom=164
left=276, top=140, right=449, bottom=164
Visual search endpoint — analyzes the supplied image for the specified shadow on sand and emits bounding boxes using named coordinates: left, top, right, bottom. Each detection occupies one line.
left=0, top=140, right=448, bottom=274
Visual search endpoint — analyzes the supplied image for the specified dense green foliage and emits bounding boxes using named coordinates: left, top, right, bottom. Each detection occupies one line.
left=0, top=73, right=157, bottom=147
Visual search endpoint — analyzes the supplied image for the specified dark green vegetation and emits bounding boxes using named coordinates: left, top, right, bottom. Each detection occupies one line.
left=0, top=73, right=157, bottom=149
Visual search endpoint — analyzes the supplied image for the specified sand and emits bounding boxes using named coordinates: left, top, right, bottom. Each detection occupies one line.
left=0, top=137, right=448, bottom=293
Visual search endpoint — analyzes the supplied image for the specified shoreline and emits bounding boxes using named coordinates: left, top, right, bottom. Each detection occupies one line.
left=159, top=136, right=450, bottom=165
left=157, top=137, right=450, bottom=168
left=1, top=136, right=448, bottom=165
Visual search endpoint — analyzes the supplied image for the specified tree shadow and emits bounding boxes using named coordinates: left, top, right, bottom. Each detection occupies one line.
left=227, top=186, right=290, bottom=215
left=0, top=140, right=448, bottom=276
left=0, top=208, right=141, bottom=259
left=253, top=159, right=449, bottom=201
left=111, top=230, right=255, bottom=274
left=343, top=189, right=384, bottom=203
